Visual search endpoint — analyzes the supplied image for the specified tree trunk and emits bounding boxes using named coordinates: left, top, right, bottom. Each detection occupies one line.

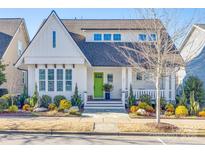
left=156, top=66, right=161, bottom=124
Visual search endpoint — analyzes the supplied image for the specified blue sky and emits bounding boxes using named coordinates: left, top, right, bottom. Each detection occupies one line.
left=0, top=8, right=205, bottom=43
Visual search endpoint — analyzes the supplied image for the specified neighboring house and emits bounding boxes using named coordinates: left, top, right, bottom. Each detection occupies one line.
left=15, top=11, right=180, bottom=109
left=178, top=24, right=205, bottom=90
left=0, top=18, right=29, bottom=94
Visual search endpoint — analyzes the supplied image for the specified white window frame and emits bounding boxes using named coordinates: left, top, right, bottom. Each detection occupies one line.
left=39, top=69, right=46, bottom=91
left=17, top=40, right=23, bottom=56
left=47, top=69, right=55, bottom=92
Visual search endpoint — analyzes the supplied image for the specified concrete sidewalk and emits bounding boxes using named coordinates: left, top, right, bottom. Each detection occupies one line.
left=1, top=112, right=205, bottom=135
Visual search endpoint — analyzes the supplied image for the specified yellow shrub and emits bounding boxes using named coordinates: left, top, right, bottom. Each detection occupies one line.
left=22, top=104, right=31, bottom=111
left=175, top=105, right=188, bottom=117
left=59, top=99, right=72, bottom=111
left=130, top=106, right=138, bottom=113
left=8, top=105, right=18, bottom=113
left=48, top=103, right=57, bottom=111
left=198, top=111, right=205, bottom=117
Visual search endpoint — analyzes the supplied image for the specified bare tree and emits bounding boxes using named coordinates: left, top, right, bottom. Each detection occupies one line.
left=112, top=9, right=202, bottom=124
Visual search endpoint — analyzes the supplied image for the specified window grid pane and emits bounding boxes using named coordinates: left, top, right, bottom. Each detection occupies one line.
left=39, top=69, right=45, bottom=80
left=65, top=69, right=72, bottom=91
left=139, top=34, right=147, bottom=41
left=94, top=34, right=102, bottom=41
left=104, top=34, right=111, bottom=40
left=57, top=69, right=63, bottom=91
left=113, top=34, right=121, bottom=40
left=39, top=81, right=45, bottom=91
left=48, top=69, right=54, bottom=91
left=107, top=74, right=113, bottom=83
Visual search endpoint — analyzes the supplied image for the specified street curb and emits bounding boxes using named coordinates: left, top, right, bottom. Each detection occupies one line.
left=0, top=130, right=205, bottom=137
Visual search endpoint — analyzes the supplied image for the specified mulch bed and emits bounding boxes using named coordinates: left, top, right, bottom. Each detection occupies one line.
left=145, top=122, right=179, bottom=132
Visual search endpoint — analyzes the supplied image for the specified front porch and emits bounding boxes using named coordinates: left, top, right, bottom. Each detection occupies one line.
left=83, top=66, right=176, bottom=110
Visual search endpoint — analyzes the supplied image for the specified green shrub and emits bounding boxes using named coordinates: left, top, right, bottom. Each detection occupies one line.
left=59, top=99, right=72, bottom=111
left=175, top=105, right=188, bottom=117
left=40, top=95, right=52, bottom=108
left=165, top=103, right=175, bottom=113
left=0, top=98, right=8, bottom=112
left=139, top=94, right=151, bottom=105
left=54, top=95, right=66, bottom=107
left=138, top=102, right=149, bottom=110
left=8, top=105, right=18, bottom=113
left=160, top=97, right=166, bottom=110
left=48, top=103, right=57, bottom=111
left=71, top=84, right=83, bottom=108
left=128, top=85, right=136, bottom=107
left=22, top=104, right=31, bottom=111
left=184, top=76, right=205, bottom=104
left=1, top=94, right=12, bottom=105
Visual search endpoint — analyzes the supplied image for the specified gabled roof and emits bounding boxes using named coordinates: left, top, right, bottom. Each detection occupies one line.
left=15, top=10, right=183, bottom=67
left=0, top=18, right=23, bottom=58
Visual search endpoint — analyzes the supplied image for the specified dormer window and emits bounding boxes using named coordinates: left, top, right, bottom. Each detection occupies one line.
left=148, top=33, right=157, bottom=41
left=113, top=34, right=121, bottom=41
left=94, top=34, right=102, bottom=41
left=52, top=31, right=56, bottom=48
left=138, top=34, right=147, bottom=41
left=104, top=34, right=111, bottom=41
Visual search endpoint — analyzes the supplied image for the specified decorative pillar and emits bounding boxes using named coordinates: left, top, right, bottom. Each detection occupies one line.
left=171, top=74, right=176, bottom=101
left=121, top=67, right=126, bottom=104
left=84, top=91, right=87, bottom=105
left=127, top=67, right=132, bottom=94
left=164, top=76, right=170, bottom=101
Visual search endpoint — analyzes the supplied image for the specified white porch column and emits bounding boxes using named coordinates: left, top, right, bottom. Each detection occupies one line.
left=83, top=66, right=88, bottom=104
left=127, top=67, right=132, bottom=93
left=164, top=76, right=170, bottom=101
left=121, top=67, right=126, bottom=104
left=171, top=74, right=176, bottom=101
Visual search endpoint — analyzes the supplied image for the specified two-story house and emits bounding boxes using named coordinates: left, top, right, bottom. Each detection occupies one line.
left=0, top=18, right=29, bottom=95
left=15, top=11, right=181, bottom=110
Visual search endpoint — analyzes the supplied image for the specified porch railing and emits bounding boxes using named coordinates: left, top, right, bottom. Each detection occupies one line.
left=133, top=89, right=166, bottom=100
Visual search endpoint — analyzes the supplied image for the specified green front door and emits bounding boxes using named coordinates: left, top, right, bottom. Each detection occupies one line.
left=94, top=72, right=103, bottom=98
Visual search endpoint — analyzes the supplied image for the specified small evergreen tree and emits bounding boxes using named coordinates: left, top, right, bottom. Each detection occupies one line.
left=71, top=83, right=82, bottom=108
left=128, top=84, right=136, bottom=107
left=184, top=76, right=205, bottom=104
left=179, top=89, right=187, bottom=106
left=30, top=83, right=39, bottom=107
left=189, top=91, right=200, bottom=115
left=0, top=61, right=6, bottom=86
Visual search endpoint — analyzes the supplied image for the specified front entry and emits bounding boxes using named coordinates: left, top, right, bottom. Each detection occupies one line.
left=94, top=72, right=103, bottom=98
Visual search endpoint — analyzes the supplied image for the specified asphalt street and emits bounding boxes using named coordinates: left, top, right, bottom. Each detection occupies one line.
left=0, top=134, right=205, bottom=145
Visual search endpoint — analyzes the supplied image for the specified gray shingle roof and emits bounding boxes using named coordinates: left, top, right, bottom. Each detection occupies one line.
left=62, top=20, right=182, bottom=67
left=0, top=18, right=22, bottom=58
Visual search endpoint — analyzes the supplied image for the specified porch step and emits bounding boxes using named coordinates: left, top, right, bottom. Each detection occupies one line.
left=84, top=101, right=125, bottom=111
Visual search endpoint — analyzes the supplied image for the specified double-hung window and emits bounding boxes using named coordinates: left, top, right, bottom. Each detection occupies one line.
left=113, top=34, right=121, bottom=41
left=39, top=69, right=46, bottom=91
left=48, top=69, right=54, bottom=91
left=136, top=72, right=143, bottom=80
left=138, top=34, right=147, bottom=41
left=94, top=34, right=102, bottom=41
left=65, top=69, right=72, bottom=91
left=57, top=69, right=63, bottom=91
left=104, top=34, right=111, bottom=41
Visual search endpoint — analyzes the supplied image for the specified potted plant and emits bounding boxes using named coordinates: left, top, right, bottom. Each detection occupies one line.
left=103, top=83, right=113, bottom=100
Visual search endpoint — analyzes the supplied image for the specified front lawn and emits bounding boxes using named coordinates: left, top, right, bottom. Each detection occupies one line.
left=0, top=118, right=94, bottom=132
